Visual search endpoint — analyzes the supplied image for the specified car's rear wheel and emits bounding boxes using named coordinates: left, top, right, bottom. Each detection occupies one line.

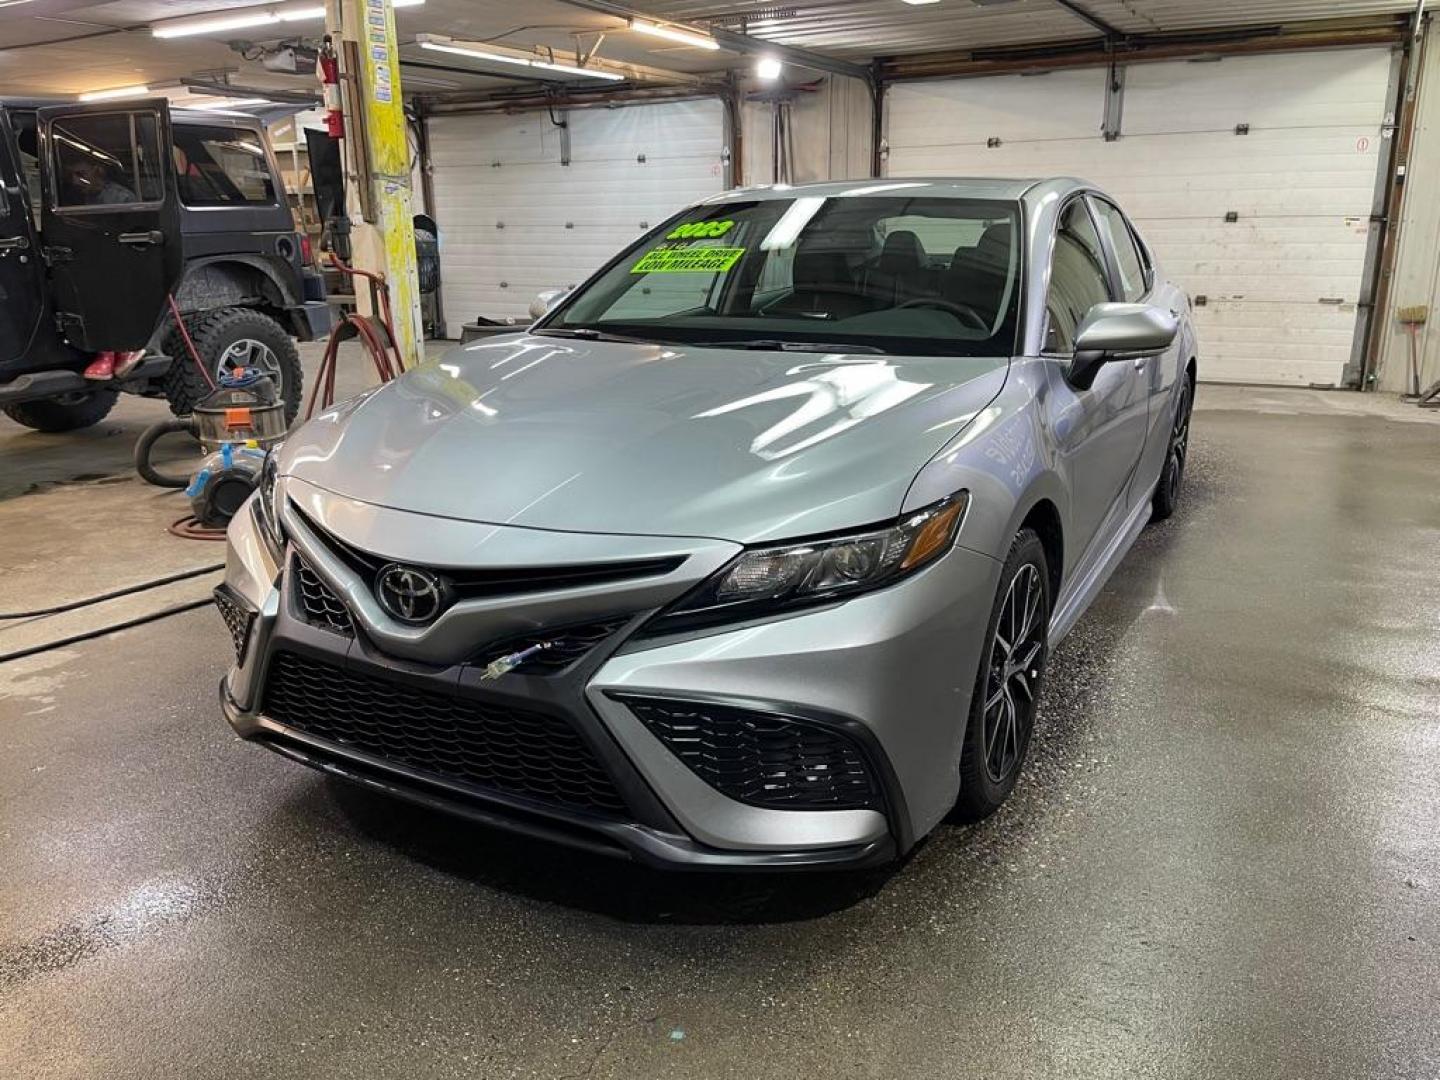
left=954, top=529, right=1051, bottom=822
left=1151, top=374, right=1193, bottom=522
left=161, top=307, right=303, bottom=423
left=3, top=389, right=118, bottom=433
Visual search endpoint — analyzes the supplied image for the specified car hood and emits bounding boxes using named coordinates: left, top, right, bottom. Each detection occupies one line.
left=281, top=334, right=1010, bottom=544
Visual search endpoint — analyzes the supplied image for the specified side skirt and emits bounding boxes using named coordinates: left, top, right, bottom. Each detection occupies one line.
left=1048, top=483, right=1155, bottom=646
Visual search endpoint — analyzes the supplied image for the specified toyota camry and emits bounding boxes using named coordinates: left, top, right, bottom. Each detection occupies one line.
left=215, top=177, right=1197, bottom=869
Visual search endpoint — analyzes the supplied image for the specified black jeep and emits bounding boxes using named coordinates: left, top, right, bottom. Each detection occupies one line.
left=0, top=97, right=330, bottom=432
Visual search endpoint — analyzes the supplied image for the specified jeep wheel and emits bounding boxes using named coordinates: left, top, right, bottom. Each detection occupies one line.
left=162, top=307, right=303, bottom=423
left=3, top=390, right=119, bottom=433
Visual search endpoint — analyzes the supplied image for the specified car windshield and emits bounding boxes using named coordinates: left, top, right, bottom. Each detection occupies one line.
left=544, top=195, right=1022, bottom=357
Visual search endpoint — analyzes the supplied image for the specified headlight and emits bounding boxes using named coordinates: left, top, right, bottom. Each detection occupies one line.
left=647, top=492, right=968, bottom=633
left=254, top=447, right=284, bottom=555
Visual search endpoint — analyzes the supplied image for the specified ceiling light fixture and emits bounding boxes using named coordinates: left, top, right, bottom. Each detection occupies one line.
left=755, top=55, right=783, bottom=81
left=901, top=0, right=943, bottom=5
left=629, top=18, right=720, bottom=50
left=78, top=84, right=151, bottom=102
left=418, top=38, right=625, bottom=81
left=152, top=4, right=330, bottom=39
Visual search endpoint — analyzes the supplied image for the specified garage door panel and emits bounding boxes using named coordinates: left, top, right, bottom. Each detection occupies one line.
left=430, top=99, right=725, bottom=323
left=1124, top=51, right=1393, bottom=135
left=887, top=70, right=1104, bottom=148
left=886, top=48, right=1391, bottom=386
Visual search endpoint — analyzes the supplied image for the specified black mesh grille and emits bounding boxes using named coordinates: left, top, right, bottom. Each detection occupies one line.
left=622, top=697, right=879, bottom=810
left=262, top=651, right=628, bottom=817
left=213, top=588, right=254, bottom=663
left=476, top=619, right=628, bottom=677
left=292, top=557, right=353, bottom=635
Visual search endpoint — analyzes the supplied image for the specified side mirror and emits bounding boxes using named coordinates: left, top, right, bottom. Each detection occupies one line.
left=1069, top=302, right=1178, bottom=390
left=529, top=288, right=568, bottom=321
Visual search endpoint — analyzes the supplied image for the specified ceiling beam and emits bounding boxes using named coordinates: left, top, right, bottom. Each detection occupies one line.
left=553, top=0, right=873, bottom=83
left=1050, top=0, right=1124, bottom=40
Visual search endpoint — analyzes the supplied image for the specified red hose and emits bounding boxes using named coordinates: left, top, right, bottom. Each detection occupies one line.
left=304, top=253, right=408, bottom=419
left=167, top=293, right=216, bottom=390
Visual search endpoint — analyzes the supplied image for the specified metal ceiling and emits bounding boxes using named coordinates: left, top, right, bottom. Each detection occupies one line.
left=631, top=0, right=1422, bottom=55
left=0, top=0, right=1424, bottom=98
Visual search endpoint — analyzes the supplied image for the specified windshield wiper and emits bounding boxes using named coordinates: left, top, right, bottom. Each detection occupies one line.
left=532, top=327, right=666, bottom=345
left=725, top=339, right=885, bottom=355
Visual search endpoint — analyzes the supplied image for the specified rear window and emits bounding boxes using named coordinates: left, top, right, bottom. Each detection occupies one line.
left=52, top=111, right=165, bottom=209
left=173, top=124, right=277, bottom=207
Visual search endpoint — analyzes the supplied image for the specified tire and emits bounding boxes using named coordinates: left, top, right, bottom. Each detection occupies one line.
left=2, top=390, right=118, bottom=433
left=161, top=307, right=303, bottom=423
left=954, top=529, right=1051, bottom=823
left=1151, top=374, right=1193, bottom=522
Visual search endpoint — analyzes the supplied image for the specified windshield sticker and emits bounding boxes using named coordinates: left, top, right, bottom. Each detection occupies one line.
left=631, top=246, right=745, bottom=274
left=666, top=219, right=735, bottom=240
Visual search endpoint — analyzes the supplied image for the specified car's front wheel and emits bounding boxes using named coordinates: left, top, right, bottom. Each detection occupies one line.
left=954, top=529, right=1051, bottom=822
left=1151, top=374, right=1193, bottom=522
left=3, top=389, right=118, bottom=433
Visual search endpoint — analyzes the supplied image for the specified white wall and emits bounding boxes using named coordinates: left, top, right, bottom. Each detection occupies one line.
left=741, top=75, right=872, bottom=186
left=1376, top=21, right=1440, bottom=394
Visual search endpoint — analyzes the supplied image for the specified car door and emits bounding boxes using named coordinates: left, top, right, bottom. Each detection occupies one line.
left=1089, top=195, right=1184, bottom=509
left=36, top=100, right=181, bottom=352
left=0, top=109, right=45, bottom=369
left=1042, top=196, right=1149, bottom=560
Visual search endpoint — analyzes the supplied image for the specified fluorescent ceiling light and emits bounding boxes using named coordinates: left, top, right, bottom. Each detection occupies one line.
left=152, top=4, right=326, bottom=39
left=418, top=39, right=625, bottom=81
left=189, top=97, right=272, bottom=110
left=629, top=18, right=719, bottom=50
left=901, top=0, right=943, bottom=5
left=78, top=84, right=150, bottom=102
left=755, top=56, right=783, bottom=81
left=393, top=0, right=425, bottom=6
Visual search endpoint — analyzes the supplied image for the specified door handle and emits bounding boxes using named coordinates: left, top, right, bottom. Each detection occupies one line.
left=118, top=230, right=165, bottom=247
left=0, top=236, right=28, bottom=252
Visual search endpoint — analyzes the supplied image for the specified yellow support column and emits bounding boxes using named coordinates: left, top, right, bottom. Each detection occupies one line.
left=330, top=0, right=423, bottom=369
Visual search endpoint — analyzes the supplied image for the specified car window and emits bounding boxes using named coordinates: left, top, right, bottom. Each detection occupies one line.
left=552, top=196, right=1023, bottom=358
left=10, top=113, right=43, bottom=219
left=1044, top=199, right=1112, bottom=354
left=1092, top=199, right=1148, bottom=303
left=172, top=124, right=277, bottom=207
left=52, top=111, right=164, bottom=209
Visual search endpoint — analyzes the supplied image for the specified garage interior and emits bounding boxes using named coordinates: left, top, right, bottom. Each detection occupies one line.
left=2, top=0, right=1438, bottom=1076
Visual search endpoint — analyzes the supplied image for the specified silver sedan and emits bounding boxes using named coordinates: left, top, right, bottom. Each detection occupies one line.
left=217, top=177, right=1197, bottom=870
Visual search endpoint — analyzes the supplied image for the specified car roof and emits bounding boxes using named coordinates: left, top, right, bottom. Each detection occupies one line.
left=702, top=177, right=1094, bottom=204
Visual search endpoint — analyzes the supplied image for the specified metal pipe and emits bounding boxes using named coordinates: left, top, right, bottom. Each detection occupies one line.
left=1050, top=0, right=1123, bottom=40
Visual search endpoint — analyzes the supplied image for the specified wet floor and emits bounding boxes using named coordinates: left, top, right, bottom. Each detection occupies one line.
left=1, top=401, right=1438, bottom=1079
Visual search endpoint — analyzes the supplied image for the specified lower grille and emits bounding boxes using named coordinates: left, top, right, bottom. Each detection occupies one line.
left=622, top=697, right=879, bottom=811
left=292, top=556, right=353, bottom=635
left=213, top=587, right=254, bottom=663
left=261, top=650, right=628, bottom=817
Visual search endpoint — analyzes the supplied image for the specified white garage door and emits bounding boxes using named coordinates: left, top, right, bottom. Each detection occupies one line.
left=428, top=98, right=727, bottom=327
left=887, top=49, right=1396, bottom=386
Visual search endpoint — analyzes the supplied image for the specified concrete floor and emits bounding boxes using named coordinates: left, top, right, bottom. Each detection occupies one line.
left=1, top=380, right=1438, bottom=1078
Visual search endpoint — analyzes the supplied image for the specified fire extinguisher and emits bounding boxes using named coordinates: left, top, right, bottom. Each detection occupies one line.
left=319, top=36, right=344, bottom=140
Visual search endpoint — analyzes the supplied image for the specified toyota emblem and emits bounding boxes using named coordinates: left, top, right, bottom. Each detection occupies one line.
left=375, top=564, right=449, bottom=625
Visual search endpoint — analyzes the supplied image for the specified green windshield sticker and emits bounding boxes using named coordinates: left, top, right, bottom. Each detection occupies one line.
left=666, top=219, right=735, bottom=240
left=631, top=246, right=745, bottom=274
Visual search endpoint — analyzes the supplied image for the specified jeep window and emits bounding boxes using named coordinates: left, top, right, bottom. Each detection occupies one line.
left=52, top=111, right=164, bottom=209
left=172, top=125, right=277, bottom=207
left=11, top=112, right=44, bottom=218
left=546, top=196, right=1022, bottom=358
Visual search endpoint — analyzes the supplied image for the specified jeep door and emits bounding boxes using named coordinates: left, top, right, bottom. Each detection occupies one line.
left=36, top=100, right=182, bottom=351
left=0, top=109, right=44, bottom=369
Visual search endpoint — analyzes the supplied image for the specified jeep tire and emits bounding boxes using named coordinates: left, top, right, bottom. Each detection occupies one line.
left=3, top=390, right=119, bottom=433
left=162, top=307, right=303, bottom=423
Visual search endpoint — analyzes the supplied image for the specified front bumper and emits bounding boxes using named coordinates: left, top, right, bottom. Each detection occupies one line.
left=217, top=484, right=1000, bottom=870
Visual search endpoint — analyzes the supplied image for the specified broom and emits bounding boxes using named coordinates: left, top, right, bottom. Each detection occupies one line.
left=1398, top=304, right=1428, bottom=399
